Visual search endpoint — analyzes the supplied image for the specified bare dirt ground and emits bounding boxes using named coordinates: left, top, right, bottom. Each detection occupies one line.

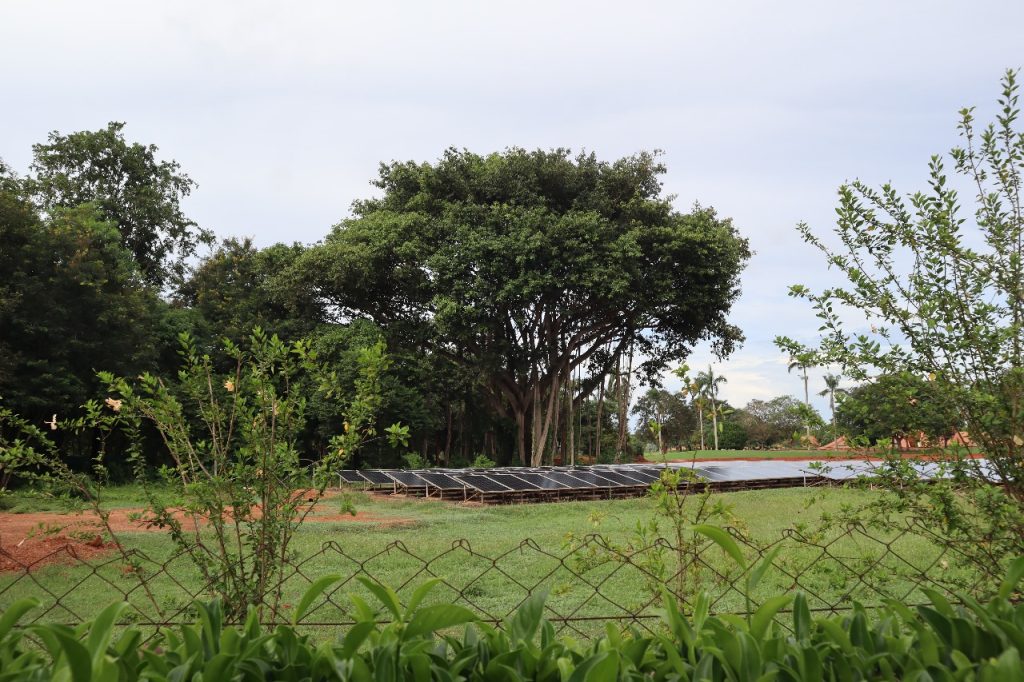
left=0, top=496, right=415, bottom=573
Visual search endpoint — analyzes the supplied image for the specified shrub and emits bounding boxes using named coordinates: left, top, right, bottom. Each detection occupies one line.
left=3, top=558, right=1023, bottom=681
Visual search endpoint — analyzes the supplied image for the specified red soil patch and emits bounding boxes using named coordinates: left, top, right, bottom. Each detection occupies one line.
left=0, top=498, right=414, bottom=573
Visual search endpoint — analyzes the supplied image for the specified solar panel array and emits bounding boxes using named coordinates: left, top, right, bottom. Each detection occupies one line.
left=336, top=457, right=992, bottom=503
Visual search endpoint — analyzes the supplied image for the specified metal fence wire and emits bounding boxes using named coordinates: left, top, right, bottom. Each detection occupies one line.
left=0, top=520, right=1002, bottom=640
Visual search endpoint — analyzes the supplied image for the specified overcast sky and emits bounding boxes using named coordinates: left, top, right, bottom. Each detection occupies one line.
left=4, top=1, right=1022, bottom=415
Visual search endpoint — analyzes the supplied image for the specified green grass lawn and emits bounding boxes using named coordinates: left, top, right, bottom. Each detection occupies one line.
left=0, top=483, right=980, bottom=639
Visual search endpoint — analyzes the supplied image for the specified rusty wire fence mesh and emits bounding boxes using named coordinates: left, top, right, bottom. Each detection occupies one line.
left=0, top=519, right=1002, bottom=640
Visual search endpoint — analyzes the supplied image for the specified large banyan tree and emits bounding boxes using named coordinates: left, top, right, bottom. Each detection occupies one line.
left=300, top=148, right=750, bottom=464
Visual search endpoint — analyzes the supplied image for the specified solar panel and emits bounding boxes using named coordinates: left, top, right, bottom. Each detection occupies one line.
left=417, top=472, right=465, bottom=489
left=588, top=470, right=647, bottom=486
left=358, top=470, right=394, bottom=485
left=615, top=468, right=661, bottom=483
left=338, top=470, right=366, bottom=484
left=564, top=470, right=620, bottom=487
left=508, top=472, right=570, bottom=490
left=455, top=474, right=513, bottom=492
left=543, top=472, right=597, bottom=488
left=488, top=474, right=541, bottom=490
left=385, top=471, right=428, bottom=487
left=691, top=465, right=748, bottom=482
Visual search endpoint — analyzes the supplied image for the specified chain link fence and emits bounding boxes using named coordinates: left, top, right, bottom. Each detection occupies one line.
left=0, top=519, right=1001, bottom=640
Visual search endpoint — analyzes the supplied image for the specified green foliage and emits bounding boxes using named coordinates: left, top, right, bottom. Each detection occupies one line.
left=835, top=372, right=961, bottom=446
left=26, top=121, right=212, bottom=287
left=717, top=419, right=749, bottom=450
left=633, top=388, right=696, bottom=452
left=401, top=452, right=428, bottom=469
left=776, top=70, right=1024, bottom=502
left=3, top=560, right=1023, bottom=681
left=569, top=468, right=744, bottom=606
left=175, top=237, right=326, bottom=350
left=0, top=194, right=163, bottom=436
left=777, top=71, right=1024, bottom=577
left=79, top=330, right=405, bottom=620
left=301, top=148, right=750, bottom=465
left=734, top=396, right=808, bottom=449
left=470, top=453, right=496, bottom=469
left=0, top=401, right=49, bottom=493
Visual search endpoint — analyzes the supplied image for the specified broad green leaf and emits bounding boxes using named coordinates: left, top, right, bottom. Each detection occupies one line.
left=86, top=602, right=129, bottom=668
left=293, top=574, right=341, bottom=625
left=404, top=605, right=477, bottom=640
left=792, top=593, right=811, bottom=641
left=747, top=546, right=783, bottom=593
left=751, top=594, right=793, bottom=640
left=356, top=577, right=403, bottom=621
left=0, top=598, right=39, bottom=641
left=692, top=525, right=746, bottom=569
left=341, top=621, right=377, bottom=658
left=999, top=557, right=1024, bottom=600
left=405, top=578, right=442, bottom=617
left=508, top=590, right=547, bottom=644
left=54, top=630, right=93, bottom=682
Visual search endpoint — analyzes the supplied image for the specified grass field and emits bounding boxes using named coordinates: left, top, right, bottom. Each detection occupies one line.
left=0, top=484, right=978, bottom=638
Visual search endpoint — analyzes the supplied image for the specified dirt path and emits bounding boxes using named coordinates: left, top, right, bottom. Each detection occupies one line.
left=0, top=497, right=414, bottom=573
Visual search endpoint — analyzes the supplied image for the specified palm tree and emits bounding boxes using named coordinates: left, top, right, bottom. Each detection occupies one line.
left=788, top=355, right=815, bottom=446
left=818, top=374, right=845, bottom=450
left=690, top=386, right=708, bottom=450
left=673, top=364, right=702, bottom=451
left=696, top=366, right=727, bottom=451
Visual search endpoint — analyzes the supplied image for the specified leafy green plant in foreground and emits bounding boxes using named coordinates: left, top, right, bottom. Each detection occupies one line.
left=775, top=70, right=1024, bottom=573
left=71, top=329, right=407, bottom=622
left=2, top=557, right=1022, bottom=681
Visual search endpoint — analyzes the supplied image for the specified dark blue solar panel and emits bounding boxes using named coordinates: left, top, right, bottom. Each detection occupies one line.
left=455, top=474, right=512, bottom=492
left=358, top=470, right=394, bottom=484
left=387, top=471, right=428, bottom=486
left=418, top=473, right=464, bottom=489
left=488, top=474, right=541, bottom=490
left=543, top=472, right=596, bottom=488
left=564, top=471, right=619, bottom=486
left=588, top=470, right=647, bottom=486
left=339, top=470, right=366, bottom=484
left=509, top=473, right=570, bottom=490
left=616, top=468, right=661, bottom=483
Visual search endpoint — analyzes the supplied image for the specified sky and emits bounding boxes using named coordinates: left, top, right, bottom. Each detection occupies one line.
left=3, top=0, right=1022, bottom=416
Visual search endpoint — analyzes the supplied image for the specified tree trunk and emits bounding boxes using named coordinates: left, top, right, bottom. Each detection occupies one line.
left=530, top=373, right=561, bottom=466
left=803, top=368, right=811, bottom=447
left=616, top=348, right=634, bottom=460
left=711, top=397, right=719, bottom=451
left=831, top=392, right=837, bottom=451
left=552, top=382, right=563, bottom=464
left=698, top=405, right=706, bottom=450
left=567, top=375, right=575, bottom=465
left=515, top=410, right=527, bottom=465
left=595, top=375, right=605, bottom=462
left=444, top=401, right=453, bottom=465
